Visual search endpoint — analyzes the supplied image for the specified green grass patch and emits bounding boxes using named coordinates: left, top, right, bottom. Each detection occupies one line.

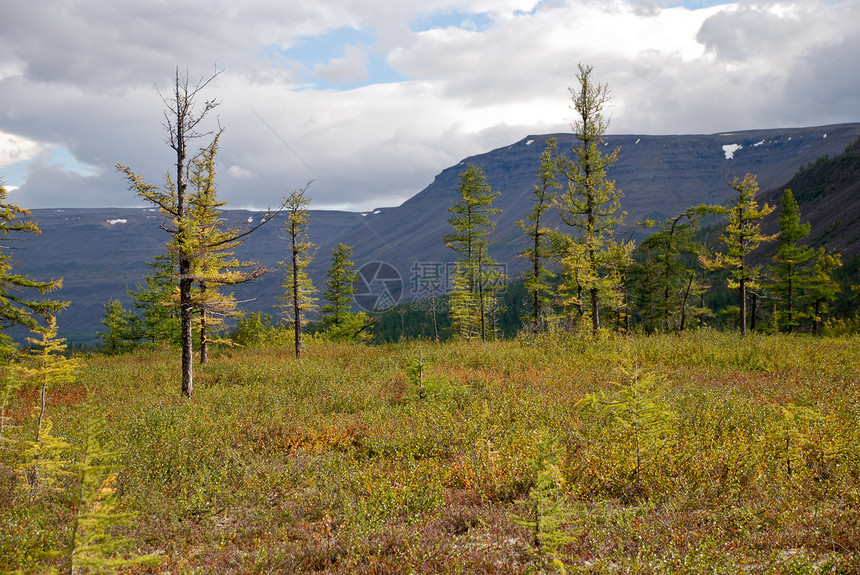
left=2, top=334, right=860, bottom=573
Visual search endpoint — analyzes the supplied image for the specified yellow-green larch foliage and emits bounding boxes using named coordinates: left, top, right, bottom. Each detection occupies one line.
left=700, top=173, right=776, bottom=335
left=277, top=185, right=318, bottom=358
left=16, top=315, right=82, bottom=503
left=448, top=262, right=479, bottom=340
left=554, top=64, right=631, bottom=334
left=117, top=69, right=281, bottom=393
left=116, top=69, right=223, bottom=397
left=186, top=135, right=265, bottom=364
left=63, top=395, right=161, bottom=574
left=516, top=138, right=561, bottom=334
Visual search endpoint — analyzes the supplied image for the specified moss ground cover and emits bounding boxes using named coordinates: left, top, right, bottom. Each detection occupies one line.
left=1, top=332, right=859, bottom=573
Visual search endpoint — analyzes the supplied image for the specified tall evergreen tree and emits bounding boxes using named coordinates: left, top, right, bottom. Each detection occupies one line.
left=117, top=69, right=280, bottom=396
left=516, top=139, right=561, bottom=334
left=321, top=243, right=358, bottom=330
left=637, top=205, right=721, bottom=334
left=806, top=251, right=841, bottom=335
left=277, top=186, right=317, bottom=358
left=0, top=180, right=67, bottom=351
left=700, top=173, right=775, bottom=335
left=186, top=136, right=265, bottom=364
left=443, top=165, right=503, bottom=341
left=117, top=69, right=222, bottom=397
left=769, top=189, right=816, bottom=332
left=554, top=64, right=630, bottom=334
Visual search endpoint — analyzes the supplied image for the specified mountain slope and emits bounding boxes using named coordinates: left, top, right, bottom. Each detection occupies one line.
left=340, top=124, right=860, bottom=296
left=13, top=123, right=860, bottom=342
left=760, top=136, right=860, bottom=257
left=15, top=208, right=369, bottom=342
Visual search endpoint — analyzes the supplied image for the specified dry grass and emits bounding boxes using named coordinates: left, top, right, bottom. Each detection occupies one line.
left=2, top=332, right=860, bottom=573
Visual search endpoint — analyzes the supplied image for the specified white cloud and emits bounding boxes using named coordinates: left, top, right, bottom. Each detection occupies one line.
left=228, top=165, right=257, bottom=179
left=314, top=45, right=369, bottom=83
left=0, top=0, right=857, bottom=209
left=0, top=130, right=47, bottom=166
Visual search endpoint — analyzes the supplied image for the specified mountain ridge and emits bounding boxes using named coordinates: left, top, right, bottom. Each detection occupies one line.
left=11, top=122, right=860, bottom=342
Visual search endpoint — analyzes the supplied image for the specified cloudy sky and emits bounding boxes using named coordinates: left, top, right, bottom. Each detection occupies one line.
left=0, top=0, right=858, bottom=211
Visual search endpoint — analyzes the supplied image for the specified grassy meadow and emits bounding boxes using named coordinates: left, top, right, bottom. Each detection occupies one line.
left=2, top=331, right=859, bottom=573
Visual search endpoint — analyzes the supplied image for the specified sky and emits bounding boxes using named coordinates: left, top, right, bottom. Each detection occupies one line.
left=0, top=0, right=858, bottom=212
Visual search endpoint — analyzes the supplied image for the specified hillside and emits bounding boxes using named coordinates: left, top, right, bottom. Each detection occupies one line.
left=12, top=123, right=860, bottom=342
left=760, top=136, right=860, bottom=257
left=338, top=124, right=860, bottom=292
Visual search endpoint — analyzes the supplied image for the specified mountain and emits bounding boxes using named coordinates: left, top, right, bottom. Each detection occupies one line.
left=336, top=123, right=860, bottom=302
left=13, top=123, right=860, bottom=343
left=13, top=208, right=370, bottom=342
left=759, top=135, right=860, bottom=257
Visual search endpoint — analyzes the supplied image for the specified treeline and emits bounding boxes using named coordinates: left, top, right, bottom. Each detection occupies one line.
left=1, top=64, right=858, bottom=388
left=100, top=65, right=859, bottom=353
left=376, top=65, right=852, bottom=342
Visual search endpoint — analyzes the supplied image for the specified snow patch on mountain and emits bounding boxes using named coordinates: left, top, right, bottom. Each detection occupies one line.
left=722, top=144, right=742, bottom=159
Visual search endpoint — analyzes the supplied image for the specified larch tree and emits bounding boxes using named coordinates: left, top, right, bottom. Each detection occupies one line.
left=186, top=135, right=266, bottom=365
left=116, top=69, right=221, bottom=397
left=18, top=315, right=82, bottom=502
left=0, top=180, right=68, bottom=351
left=769, top=188, right=816, bottom=332
left=443, top=165, right=502, bottom=341
left=0, top=181, right=67, bottom=440
left=117, top=68, right=279, bottom=397
left=700, top=173, right=775, bottom=335
left=805, top=250, right=841, bottom=335
left=277, top=185, right=317, bottom=358
left=516, top=139, right=561, bottom=334
left=554, top=64, right=630, bottom=334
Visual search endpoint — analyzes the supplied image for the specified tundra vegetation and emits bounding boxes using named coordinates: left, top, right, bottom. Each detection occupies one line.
left=3, top=68, right=860, bottom=573
left=1, top=335, right=860, bottom=573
